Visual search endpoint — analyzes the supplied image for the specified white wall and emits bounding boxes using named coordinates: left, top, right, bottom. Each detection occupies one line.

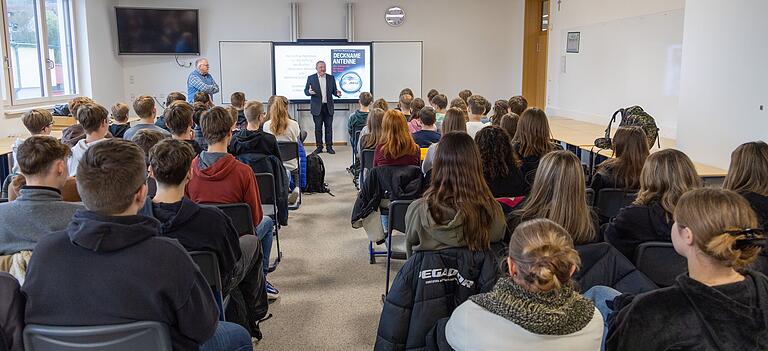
left=354, top=0, right=525, bottom=104
left=676, top=0, right=768, bottom=169
left=546, top=0, right=685, bottom=137
left=76, top=0, right=123, bottom=106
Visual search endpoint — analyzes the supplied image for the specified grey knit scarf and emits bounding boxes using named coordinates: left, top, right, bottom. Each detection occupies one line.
left=470, top=276, right=595, bottom=335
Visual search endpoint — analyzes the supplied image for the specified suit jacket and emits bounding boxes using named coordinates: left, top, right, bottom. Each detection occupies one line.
left=304, top=73, right=338, bottom=116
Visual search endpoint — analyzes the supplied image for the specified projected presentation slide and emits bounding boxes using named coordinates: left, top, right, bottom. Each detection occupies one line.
left=273, top=42, right=372, bottom=103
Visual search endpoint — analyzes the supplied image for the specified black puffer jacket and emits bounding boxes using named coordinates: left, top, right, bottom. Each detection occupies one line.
left=603, top=200, right=673, bottom=261
left=235, top=153, right=289, bottom=226
left=375, top=248, right=499, bottom=351
left=351, top=165, right=424, bottom=224
left=574, top=242, right=657, bottom=294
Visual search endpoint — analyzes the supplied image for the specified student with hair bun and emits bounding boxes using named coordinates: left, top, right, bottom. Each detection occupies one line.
left=444, top=219, right=603, bottom=350
left=606, top=188, right=768, bottom=351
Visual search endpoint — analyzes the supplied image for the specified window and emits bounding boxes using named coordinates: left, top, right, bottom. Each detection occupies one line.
left=1, top=0, right=77, bottom=106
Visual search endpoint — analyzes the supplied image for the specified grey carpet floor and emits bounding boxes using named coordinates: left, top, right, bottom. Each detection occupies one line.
left=256, top=146, right=403, bottom=350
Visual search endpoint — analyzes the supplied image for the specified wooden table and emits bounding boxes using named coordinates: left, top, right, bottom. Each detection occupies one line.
left=549, top=116, right=727, bottom=178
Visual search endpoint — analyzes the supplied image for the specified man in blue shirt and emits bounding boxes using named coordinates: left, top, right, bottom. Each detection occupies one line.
left=187, top=58, right=219, bottom=103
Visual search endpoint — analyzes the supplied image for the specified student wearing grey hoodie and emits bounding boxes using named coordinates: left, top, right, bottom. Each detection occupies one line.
left=404, top=132, right=506, bottom=257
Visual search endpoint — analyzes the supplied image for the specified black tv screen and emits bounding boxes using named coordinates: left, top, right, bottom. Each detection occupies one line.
left=115, top=8, right=200, bottom=55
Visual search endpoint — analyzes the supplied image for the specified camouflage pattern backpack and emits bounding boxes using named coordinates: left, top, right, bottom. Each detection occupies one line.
left=594, top=106, right=660, bottom=150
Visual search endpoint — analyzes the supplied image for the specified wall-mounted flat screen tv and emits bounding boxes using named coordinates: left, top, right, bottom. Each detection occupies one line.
left=116, top=7, right=200, bottom=55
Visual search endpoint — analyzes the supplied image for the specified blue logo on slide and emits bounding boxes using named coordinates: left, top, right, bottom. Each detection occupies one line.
left=340, top=71, right=363, bottom=94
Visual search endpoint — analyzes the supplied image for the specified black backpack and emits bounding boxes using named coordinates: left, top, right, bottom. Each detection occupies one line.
left=303, top=153, right=332, bottom=195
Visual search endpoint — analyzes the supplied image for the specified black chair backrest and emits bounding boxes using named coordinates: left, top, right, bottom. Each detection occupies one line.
left=388, top=200, right=413, bottom=234
left=278, top=141, right=299, bottom=162
left=255, top=173, right=277, bottom=206
left=0, top=198, right=7, bottom=203
left=213, top=203, right=254, bottom=235
left=189, top=251, right=223, bottom=293
left=585, top=188, right=595, bottom=206
left=362, top=149, right=375, bottom=170
left=596, top=188, right=637, bottom=219
left=23, top=321, right=172, bottom=351
left=634, top=241, right=686, bottom=287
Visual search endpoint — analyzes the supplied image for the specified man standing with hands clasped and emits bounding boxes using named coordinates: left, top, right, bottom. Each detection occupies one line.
left=304, top=61, right=341, bottom=154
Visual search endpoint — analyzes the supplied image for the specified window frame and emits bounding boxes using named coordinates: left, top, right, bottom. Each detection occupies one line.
left=0, top=0, right=79, bottom=108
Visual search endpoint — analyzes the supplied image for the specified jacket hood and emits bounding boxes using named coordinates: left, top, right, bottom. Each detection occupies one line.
left=141, top=198, right=200, bottom=234
left=647, top=201, right=674, bottom=239
left=67, top=209, right=160, bottom=252
left=677, top=270, right=768, bottom=348
left=192, top=153, right=240, bottom=181
left=414, top=199, right=466, bottom=246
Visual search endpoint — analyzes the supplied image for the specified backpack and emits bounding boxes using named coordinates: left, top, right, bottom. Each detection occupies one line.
left=594, top=106, right=660, bottom=150
left=303, top=153, right=332, bottom=195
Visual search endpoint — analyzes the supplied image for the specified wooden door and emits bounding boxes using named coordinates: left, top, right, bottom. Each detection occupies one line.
left=522, top=0, right=549, bottom=109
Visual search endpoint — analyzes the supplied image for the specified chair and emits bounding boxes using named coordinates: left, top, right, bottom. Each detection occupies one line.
left=23, top=321, right=171, bottom=351
left=595, top=188, right=637, bottom=219
left=585, top=188, right=595, bottom=207
left=385, top=200, right=413, bottom=298
left=214, top=203, right=283, bottom=272
left=189, top=251, right=226, bottom=321
left=352, top=130, right=362, bottom=164
left=360, top=149, right=375, bottom=184
left=634, top=241, right=687, bottom=287
left=277, top=141, right=301, bottom=210
left=255, top=173, right=282, bottom=272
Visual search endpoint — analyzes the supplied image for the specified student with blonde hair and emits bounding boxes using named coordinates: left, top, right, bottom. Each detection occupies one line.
left=373, top=110, right=420, bottom=167
left=444, top=219, right=603, bottom=351
left=512, top=107, right=561, bottom=183
left=490, top=99, right=509, bottom=126
left=724, top=141, right=768, bottom=228
left=606, top=188, right=768, bottom=351
left=422, top=107, right=467, bottom=174
left=263, top=96, right=300, bottom=171
left=605, top=149, right=702, bottom=260
left=405, top=132, right=506, bottom=256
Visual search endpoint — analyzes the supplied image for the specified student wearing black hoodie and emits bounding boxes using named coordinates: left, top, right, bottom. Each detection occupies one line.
left=21, top=139, right=252, bottom=351
left=606, top=188, right=768, bottom=350
left=604, top=149, right=702, bottom=261
left=142, top=139, right=269, bottom=339
left=228, top=101, right=281, bottom=159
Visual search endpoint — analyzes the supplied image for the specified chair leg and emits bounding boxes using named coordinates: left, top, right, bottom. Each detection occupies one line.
left=385, top=230, right=392, bottom=297
left=369, top=241, right=376, bottom=264
left=268, top=220, right=282, bottom=273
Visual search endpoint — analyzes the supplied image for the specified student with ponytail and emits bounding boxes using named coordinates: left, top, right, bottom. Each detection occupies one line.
left=606, top=188, right=768, bottom=350
left=263, top=96, right=300, bottom=171
left=444, top=219, right=604, bottom=350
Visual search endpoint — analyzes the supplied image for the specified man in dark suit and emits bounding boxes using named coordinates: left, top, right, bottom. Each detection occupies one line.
left=304, top=61, right=341, bottom=154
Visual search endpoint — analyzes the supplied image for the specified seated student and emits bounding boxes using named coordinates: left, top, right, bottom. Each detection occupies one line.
left=67, top=103, right=110, bottom=176
left=408, top=99, right=425, bottom=133
left=263, top=96, right=301, bottom=165
left=155, top=91, right=186, bottom=132
left=0, top=272, right=23, bottom=351
left=164, top=101, right=203, bottom=154
left=489, top=99, right=509, bottom=126
left=108, top=103, right=131, bottom=138
left=6, top=173, right=80, bottom=203
left=141, top=139, right=268, bottom=339
left=60, top=96, right=95, bottom=148
left=399, top=88, right=414, bottom=100
left=354, top=108, right=385, bottom=185
left=480, top=98, right=493, bottom=124
left=431, top=94, right=448, bottom=128
left=422, top=108, right=467, bottom=174
left=231, top=91, right=247, bottom=128
left=195, top=91, right=214, bottom=109
left=348, top=92, right=372, bottom=154
left=373, top=110, right=420, bottom=167
left=507, top=151, right=597, bottom=242
left=508, top=95, right=528, bottom=116
left=123, top=95, right=171, bottom=140
left=465, top=95, right=488, bottom=138
left=411, top=107, right=441, bottom=148
left=226, top=106, right=239, bottom=129
left=458, top=89, right=472, bottom=104
left=0, top=136, right=83, bottom=255
left=372, top=98, right=389, bottom=111
left=475, top=126, right=527, bottom=198
left=405, top=132, right=505, bottom=257
left=131, top=129, right=167, bottom=162
left=450, top=97, right=468, bottom=112
left=412, top=97, right=425, bottom=113
left=724, top=141, right=768, bottom=229
left=604, top=149, right=702, bottom=260
left=229, top=101, right=281, bottom=159
left=21, top=139, right=252, bottom=351
left=500, top=112, right=520, bottom=139
left=606, top=188, right=768, bottom=351
left=192, top=101, right=209, bottom=150
left=11, top=109, right=54, bottom=175
left=444, top=219, right=603, bottom=351
left=399, top=94, right=414, bottom=121
left=512, top=107, right=562, bottom=183
left=590, top=126, right=648, bottom=198
left=426, top=89, right=439, bottom=107
left=185, top=106, right=279, bottom=299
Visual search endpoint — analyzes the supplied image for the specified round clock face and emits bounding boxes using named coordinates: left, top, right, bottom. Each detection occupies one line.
left=385, top=6, right=405, bottom=27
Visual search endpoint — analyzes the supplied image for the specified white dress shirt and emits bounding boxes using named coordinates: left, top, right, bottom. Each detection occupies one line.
left=318, top=73, right=327, bottom=103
